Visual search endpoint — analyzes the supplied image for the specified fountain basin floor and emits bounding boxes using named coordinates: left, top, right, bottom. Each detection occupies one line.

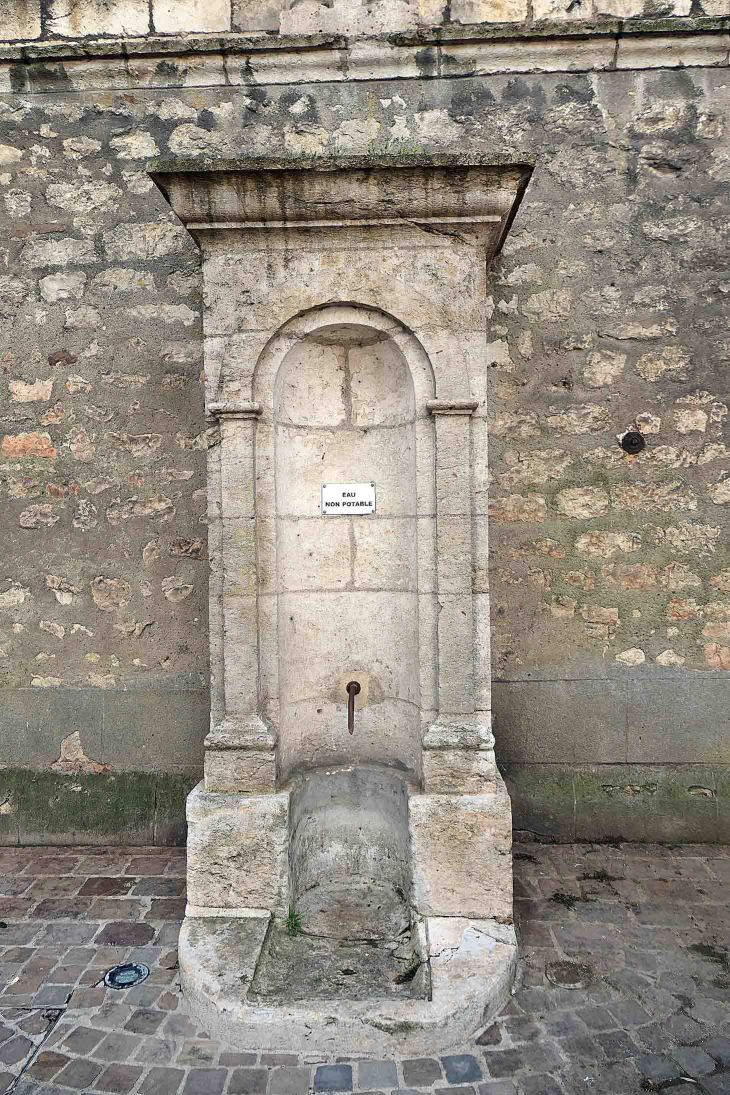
left=249, top=922, right=429, bottom=1003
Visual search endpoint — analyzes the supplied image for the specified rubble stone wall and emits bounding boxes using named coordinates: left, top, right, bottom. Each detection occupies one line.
left=0, top=3, right=729, bottom=841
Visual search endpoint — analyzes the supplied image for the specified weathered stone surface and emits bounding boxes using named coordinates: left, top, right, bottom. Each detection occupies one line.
left=409, top=784, right=512, bottom=920
left=154, top=0, right=231, bottom=32
left=186, top=784, right=289, bottom=914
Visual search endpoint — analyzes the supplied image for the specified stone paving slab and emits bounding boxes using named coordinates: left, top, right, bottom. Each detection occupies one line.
left=0, top=843, right=729, bottom=1094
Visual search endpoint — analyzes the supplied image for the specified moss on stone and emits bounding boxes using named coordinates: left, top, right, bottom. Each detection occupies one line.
left=0, top=768, right=198, bottom=846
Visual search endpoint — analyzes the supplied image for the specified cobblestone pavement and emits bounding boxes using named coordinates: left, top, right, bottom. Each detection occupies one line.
left=0, top=843, right=729, bottom=1095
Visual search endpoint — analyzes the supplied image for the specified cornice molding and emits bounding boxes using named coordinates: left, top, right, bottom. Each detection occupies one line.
left=1, top=18, right=727, bottom=93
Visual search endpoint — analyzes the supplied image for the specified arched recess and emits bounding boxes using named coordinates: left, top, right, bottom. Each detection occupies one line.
left=252, top=303, right=437, bottom=788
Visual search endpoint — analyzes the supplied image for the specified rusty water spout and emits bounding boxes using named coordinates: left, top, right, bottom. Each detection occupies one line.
left=346, top=681, right=361, bottom=735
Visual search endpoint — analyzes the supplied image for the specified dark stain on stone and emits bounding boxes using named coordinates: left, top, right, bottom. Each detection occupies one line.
left=549, top=891, right=591, bottom=908
left=502, top=77, right=545, bottom=107
left=554, top=78, right=595, bottom=105
left=155, top=60, right=183, bottom=86
left=197, top=109, right=218, bottom=132
left=415, top=47, right=437, bottom=79
left=30, top=64, right=74, bottom=93
left=9, top=65, right=27, bottom=93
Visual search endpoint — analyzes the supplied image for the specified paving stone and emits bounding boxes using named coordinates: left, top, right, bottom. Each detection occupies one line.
left=605, top=1000, right=653, bottom=1027
left=484, top=1045, right=561, bottom=1079
left=671, top=1046, right=716, bottom=1078
left=96, top=1063, right=145, bottom=1093
left=96, top=923, right=156, bottom=946
left=518, top=1076, right=564, bottom=1095
left=53, top=1056, right=104, bottom=1088
left=182, top=1068, right=227, bottom=1095
left=139, top=1066, right=185, bottom=1095
left=134, top=1037, right=177, bottom=1064
left=0, top=1035, right=33, bottom=1066
left=261, top=1053, right=299, bottom=1066
left=636, top=1054, right=682, bottom=1084
left=229, top=1068, right=270, bottom=1094
left=358, top=1061, right=398, bottom=1089
left=60, top=1025, right=106, bottom=1054
left=78, top=877, right=136, bottom=897
left=27, top=1051, right=70, bottom=1081
left=442, top=1055, right=482, bottom=1084
left=475, top=1026, right=502, bottom=1047
left=96, top=1031, right=144, bottom=1061
left=176, top=1039, right=218, bottom=1065
left=314, top=1064, right=354, bottom=1092
left=702, top=1078, right=730, bottom=1095
left=594, top=1030, right=641, bottom=1060
left=132, top=879, right=186, bottom=898
left=578, top=1006, right=615, bottom=1032
left=220, top=1053, right=258, bottom=1066
left=125, top=1008, right=166, bottom=1034
left=559, top=1035, right=603, bottom=1061
left=498, top=1018, right=542, bottom=1044
left=269, top=1066, right=312, bottom=1095
left=703, top=1037, right=730, bottom=1067
left=433, top=1088, right=474, bottom=1095
left=32, top=984, right=74, bottom=1006
left=402, top=1059, right=442, bottom=1087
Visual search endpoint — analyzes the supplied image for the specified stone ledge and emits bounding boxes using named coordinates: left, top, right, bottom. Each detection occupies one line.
left=1, top=19, right=728, bottom=89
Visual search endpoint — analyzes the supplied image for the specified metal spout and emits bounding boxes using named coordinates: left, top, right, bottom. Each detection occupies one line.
left=346, top=681, right=361, bottom=735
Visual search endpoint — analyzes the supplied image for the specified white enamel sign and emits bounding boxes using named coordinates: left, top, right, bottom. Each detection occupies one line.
left=321, top=482, right=376, bottom=515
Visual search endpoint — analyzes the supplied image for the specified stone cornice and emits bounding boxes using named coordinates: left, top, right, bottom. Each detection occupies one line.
left=149, top=159, right=532, bottom=262
left=1, top=18, right=728, bottom=93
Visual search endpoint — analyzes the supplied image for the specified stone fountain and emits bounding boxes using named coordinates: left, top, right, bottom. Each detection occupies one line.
left=150, top=154, right=531, bottom=1054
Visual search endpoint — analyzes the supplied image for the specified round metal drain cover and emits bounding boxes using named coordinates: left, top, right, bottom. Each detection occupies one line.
left=545, top=960, right=594, bottom=989
left=104, top=963, right=150, bottom=990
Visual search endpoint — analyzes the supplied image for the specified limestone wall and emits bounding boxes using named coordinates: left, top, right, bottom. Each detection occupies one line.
left=0, top=4, right=729, bottom=841
left=0, top=0, right=724, bottom=39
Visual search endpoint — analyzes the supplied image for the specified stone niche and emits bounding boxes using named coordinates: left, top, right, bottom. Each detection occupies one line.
left=150, top=154, right=532, bottom=1054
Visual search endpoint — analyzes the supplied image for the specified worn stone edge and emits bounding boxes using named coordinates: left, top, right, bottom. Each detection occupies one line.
left=0, top=17, right=727, bottom=66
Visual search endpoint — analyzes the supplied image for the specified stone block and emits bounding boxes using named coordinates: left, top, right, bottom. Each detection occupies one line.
left=222, top=597, right=259, bottom=717
left=437, top=516, right=472, bottom=594
left=232, top=0, right=281, bottom=30
left=437, top=594, right=475, bottom=716
left=423, top=749, right=496, bottom=794
left=186, top=783, right=290, bottom=914
left=278, top=342, right=347, bottom=428
left=275, top=425, right=416, bottom=518
left=451, top=0, right=528, bottom=18
left=280, top=0, right=420, bottom=35
left=47, top=0, right=149, bottom=35
left=204, top=750, right=276, bottom=794
left=353, top=518, right=418, bottom=592
left=0, top=0, right=41, bottom=39
left=101, top=689, right=207, bottom=773
left=574, top=765, right=720, bottom=843
left=222, top=518, right=257, bottom=596
left=434, top=416, right=472, bottom=516
left=500, top=763, right=576, bottom=841
left=409, top=786, right=512, bottom=919
left=491, top=680, right=628, bottom=764
left=616, top=34, right=730, bottom=70
left=441, top=37, right=616, bottom=76
left=204, top=720, right=277, bottom=794
left=627, top=678, right=730, bottom=763
left=277, top=518, right=351, bottom=592
left=153, top=0, right=231, bottom=31
left=1, top=687, right=103, bottom=769
left=349, top=339, right=415, bottom=426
